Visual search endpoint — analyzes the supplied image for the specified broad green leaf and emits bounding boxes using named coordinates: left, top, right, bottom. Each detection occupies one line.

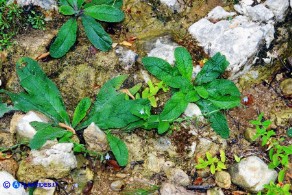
left=77, top=0, right=84, bottom=9
left=174, top=47, right=193, bottom=81
left=0, top=102, right=15, bottom=117
left=4, top=58, right=70, bottom=124
left=163, top=76, right=193, bottom=91
left=79, top=75, right=150, bottom=130
left=158, top=121, right=170, bottom=134
left=107, top=133, right=128, bottom=166
left=129, top=83, right=142, bottom=95
left=197, top=99, right=230, bottom=138
left=130, top=102, right=151, bottom=120
left=59, top=5, right=75, bottom=15
left=85, top=0, right=123, bottom=9
left=81, top=16, right=112, bottom=52
left=203, top=79, right=240, bottom=109
left=185, top=90, right=200, bottom=102
left=84, top=5, right=124, bottom=22
left=49, top=18, right=77, bottom=58
left=29, top=122, right=68, bottom=149
left=72, top=97, right=91, bottom=128
left=142, top=57, right=176, bottom=82
left=195, top=86, right=208, bottom=99
left=160, top=91, right=188, bottom=121
left=59, top=0, right=70, bottom=6
left=194, top=52, right=229, bottom=85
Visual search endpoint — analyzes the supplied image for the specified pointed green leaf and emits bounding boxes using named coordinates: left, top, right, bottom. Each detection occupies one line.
left=86, top=0, right=123, bottom=9
left=81, top=15, right=112, bottom=51
left=72, top=97, right=91, bottom=128
left=49, top=18, right=77, bottom=58
left=29, top=122, right=68, bottom=150
left=5, top=58, right=70, bottom=124
left=84, top=5, right=124, bottom=22
left=158, top=121, right=170, bottom=134
left=210, top=163, right=216, bottom=174
left=160, top=91, right=188, bottom=121
left=194, top=52, right=229, bottom=85
left=59, top=5, right=76, bottom=15
left=0, top=102, right=15, bottom=118
left=220, top=150, right=226, bottom=163
left=107, top=133, right=128, bottom=166
left=174, top=47, right=193, bottom=80
left=195, top=86, right=209, bottom=99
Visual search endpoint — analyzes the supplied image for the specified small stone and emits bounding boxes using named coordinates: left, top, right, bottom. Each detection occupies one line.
left=160, top=0, right=182, bottom=13
left=7, top=0, right=57, bottom=10
left=215, top=171, right=231, bottom=189
left=0, top=159, right=18, bottom=177
left=245, top=4, right=274, bottom=22
left=146, top=153, right=165, bottom=173
left=33, top=179, right=56, bottom=195
left=244, top=128, right=257, bottom=142
left=116, top=173, right=128, bottom=178
left=280, top=78, right=292, bottom=97
left=83, top=122, right=108, bottom=152
left=115, top=46, right=138, bottom=70
left=160, top=182, right=195, bottom=195
left=184, top=103, right=203, bottom=120
left=0, top=171, right=27, bottom=195
left=110, top=180, right=125, bottom=192
left=207, top=187, right=225, bottom=195
left=229, top=156, right=277, bottom=192
left=165, top=168, right=190, bottom=186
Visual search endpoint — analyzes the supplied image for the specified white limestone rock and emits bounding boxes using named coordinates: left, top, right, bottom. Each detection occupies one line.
left=147, top=38, right=179, bottom=65
left=245, top=4, right=274, bottom=22
left=0, top=171, right=27, bottom=195
left=160, top=0, right=182, bottom=12
left=207, top=6, right=236, bottom=20
left=115, top=46, right=138, bottom=70
left=17, top=143, right=77, bottom=182
left=265, top=0, right=290, bottom=22
left=229, top=156, right=277, bottom=192
left=10, top=111, right=49, bottom=139
left=184, top=103, right=203, bottom=121
left=7, top=0, right=57, bottom=10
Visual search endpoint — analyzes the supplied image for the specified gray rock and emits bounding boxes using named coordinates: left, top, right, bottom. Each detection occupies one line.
left=7, top=0, right=57, bottom=10
left=244, top=128, right=257, bottom=142
left=280, top=78, right=292, bottom=97
left=17, top=143, right=77, bottom=182
left=147, top=37, right=179, bottom=65
left=83, top=122, right=108, bottom=152
left=215, top=171, right=231, bottom=189
left=207, top=187, right=224, bottom=195
left=110, top=180, right=125, bottom=192
left=115, top=46, right=138, bottom=70
left=165, top=168, right=190, bottom=186
left=33, top=179, right=56, bottom=195
left=160, top=183, right=196, bottom=195
left=0, top=171, right=27, bottom=195
left=146, top=152, right=165, bottom=173
left=265, top=0, right=290, bottom=22
left=245, top=4, right=274, bottom=22
left=188, top=14, right=274, bottom=79
left=229, top=156, right=277, bottom=192
left=207, top=6, right=236, bottom=20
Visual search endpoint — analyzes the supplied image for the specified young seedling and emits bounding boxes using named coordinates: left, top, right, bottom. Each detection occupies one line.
left=195, top=150, right=227, bottom=174
left=49, top=0, right=125, bottom=58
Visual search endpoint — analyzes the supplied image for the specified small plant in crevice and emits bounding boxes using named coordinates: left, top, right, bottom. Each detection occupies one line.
left=49, top=0, right=124, bottom=58
left=195, top=150, right=227, bottom=174
left=27, top=10, right=46, bottom=30
left=141, top=47, right=241, bottom=138
left=251, top=113, right=292, bottom=195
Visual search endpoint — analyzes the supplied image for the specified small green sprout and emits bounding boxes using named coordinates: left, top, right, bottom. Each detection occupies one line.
left=195, top=150, right=227, bottom=174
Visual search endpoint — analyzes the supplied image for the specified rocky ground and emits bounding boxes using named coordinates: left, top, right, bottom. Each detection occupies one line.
left=0, top=0, right=291, bottom=194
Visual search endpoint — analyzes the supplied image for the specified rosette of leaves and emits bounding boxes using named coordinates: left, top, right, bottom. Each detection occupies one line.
left=141, top=47, right=241, bottom=138
left=0, top=57, right=150, bottom=166
left=50, top=0, right=124, bottom=58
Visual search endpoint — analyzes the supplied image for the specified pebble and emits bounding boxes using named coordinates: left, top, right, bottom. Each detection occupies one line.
left=110, top=180, right=125, bottom=192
